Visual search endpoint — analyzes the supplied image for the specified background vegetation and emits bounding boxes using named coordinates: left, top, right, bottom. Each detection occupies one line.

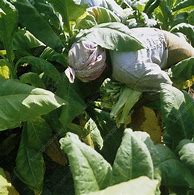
left=0, top=0, right=194, bottom=194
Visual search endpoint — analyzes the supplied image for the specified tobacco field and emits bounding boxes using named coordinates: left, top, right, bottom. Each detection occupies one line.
left=1, top=0, right=194, bottom=194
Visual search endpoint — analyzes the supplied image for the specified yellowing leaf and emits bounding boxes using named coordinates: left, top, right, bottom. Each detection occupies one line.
left=131, top=106, right=162, bottom=143
left=0, top=168, right=19, bottom=195
left=0, top=50, right=6, bottom=56
left=0, top=65, right=9, bottom=79
left=46, top=139, right=67, bottom=166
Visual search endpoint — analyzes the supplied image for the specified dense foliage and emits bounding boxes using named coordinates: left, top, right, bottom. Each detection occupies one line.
left=0, top=0, right=194, bottom=194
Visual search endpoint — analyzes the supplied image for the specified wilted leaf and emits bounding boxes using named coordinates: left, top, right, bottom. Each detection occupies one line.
left=46, top=138, right=67, bottom=166
left=60, top=132, right=112, bottom=195
left=88, top=176, right=158, bottom=195
left=131, top=106, right=162, bottom=143
left=111, top=128, right=154, bottom=185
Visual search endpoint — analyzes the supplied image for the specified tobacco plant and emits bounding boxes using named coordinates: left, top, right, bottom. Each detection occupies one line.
left=0, top=0, right=194, bottom=194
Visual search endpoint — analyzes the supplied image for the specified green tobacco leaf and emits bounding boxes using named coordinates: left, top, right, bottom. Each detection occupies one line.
left=22, top=118, right=52, bottom=151
left=171, top=23, right=194, bottom=45
left=15, top=144, right=45, bottom=193
left=160, top=84, right=194, bottom=148
left=48, top=0, right=87, bottom=30
left=40, top=47, right=67, bottom=65
left=20, top=72, right=46, bottom=88
left=14, top=0, right=63, bottom=51
left=111, top=129, right=154, bottom=185
left=88, top=176, right=158, bottom=195
left=16, top=56, right=61, bottom=83
left=173, top=0, right=194, bottom=12
left=77, top=22, right=144, bottom=51
left=77, top=7, right=120, bottom=29
left=132, top=131, right=161, bottom=167
left=110, top=87, right=141, bottom=125
left=177, top=139, right=194, bottom=171
left=170, top=57, right=194, bottom=86
left=13, top=29, right=44, bottom=56
left=60, top=132, right=112, bottom=195
left=0, top=0, right=18, bottom=62
left=15, top=118, right=51, bottom=193
left=58, top=77, right=86, bottom=125
left=155, top=144, right=194, bottom=189
left=0, top=79, right=65, bottom=131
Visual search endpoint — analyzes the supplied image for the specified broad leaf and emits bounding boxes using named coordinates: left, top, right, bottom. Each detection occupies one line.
left=19, top=72, right=46, bottom=88
left=160, top=160, right=194, bottom=188
left=15, top=118, right=51, bottom=193
left=60, top=132, right=112, bottom=195
left=177, top=139, right=194, bottom=171
left=111, top=129, right=154, bottom=185
left=77, top=22, right=144, bottom=51
left=48, top=0, right=88, bottom=30
left=13, top=29, right=44, bottom=56
left=77, top=7, right=120, bottom=29
left=173, top=0, right=194, bottom=12
left=155, top=144, right=194, bottom=189
left=16, top=56, right=61, bottom=83
left=88, top=176, right=158, bottom=195
left=0, top=0, right=18, bottom=62
left=58, top=77, right=86, bottom=125
left=22, top=118, right=52, bottom=151
left=170, top=57, right=194, bottom=86
left=171, top=23, right=194, bottom=45
left=40, top=47, right=67, bottom=65
left=160, top=84, right=194, bottom=148
left=14, top=0, right=63, bottom=51
left=15, top=144, right=45, bottom=194
left=0, top=79, right=65, bottom=131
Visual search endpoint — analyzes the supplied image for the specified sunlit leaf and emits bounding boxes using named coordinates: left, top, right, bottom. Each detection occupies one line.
left=60, top=132, right=112, bottom=195
left=111, top=129, right=154, bottom=185
left=0, top=79, right=65, bottom=131
left=88, top=176, right=158, bottom=195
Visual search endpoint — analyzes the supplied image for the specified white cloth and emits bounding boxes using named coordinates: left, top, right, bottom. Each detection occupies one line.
left=109, top=28, right=172, bottom=91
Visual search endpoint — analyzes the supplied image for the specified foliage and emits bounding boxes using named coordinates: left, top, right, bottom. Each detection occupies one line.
left=0, top=0, right=194, bottom=194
